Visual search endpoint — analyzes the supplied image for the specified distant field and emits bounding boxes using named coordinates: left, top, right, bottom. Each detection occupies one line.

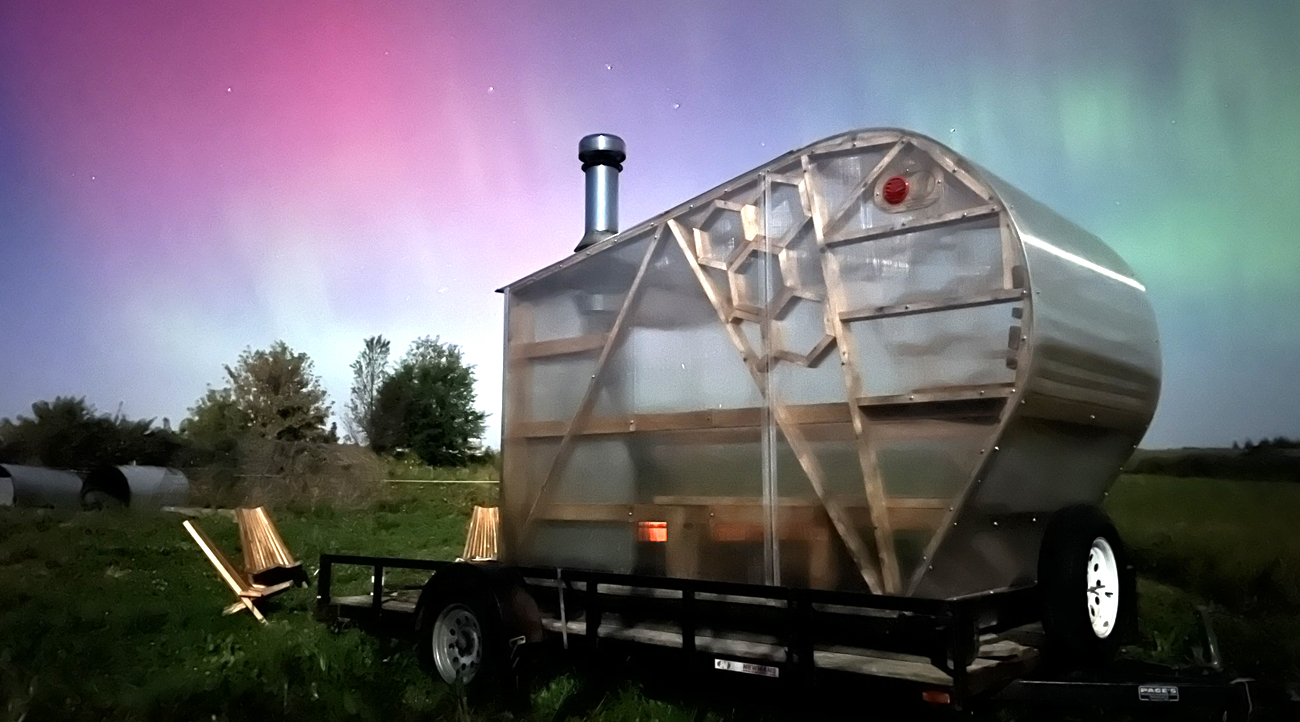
left=1107, top=474, right=1300, bottom=688
left=1, top=475, right=1297, bottom=720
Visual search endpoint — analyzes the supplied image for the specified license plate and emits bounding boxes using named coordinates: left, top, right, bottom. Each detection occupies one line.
left=1138, top=684, right=1180, bottom=702
left=714, top=658, right=780, bottom=678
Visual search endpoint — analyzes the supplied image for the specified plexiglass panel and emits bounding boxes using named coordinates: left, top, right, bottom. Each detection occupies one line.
left=833, top=219, right=1004, bottom=310
left=511, top=234, right=769, bottom=581
left=811, top=144, right=991, bottom=244
left=850, top=303, right=1020, bottom=397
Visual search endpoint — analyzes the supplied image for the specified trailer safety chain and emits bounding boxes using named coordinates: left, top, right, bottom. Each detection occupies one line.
left=556, top=568, right=568, bottom=651
left=1231, top=678, right=1253, bottom=720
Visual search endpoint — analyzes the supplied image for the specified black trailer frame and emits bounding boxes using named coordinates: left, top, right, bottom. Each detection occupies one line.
left=316, top=553, right=1251, bottom=717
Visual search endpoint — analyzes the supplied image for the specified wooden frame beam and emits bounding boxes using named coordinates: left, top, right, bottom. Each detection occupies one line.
left=534, top=499, right=946, bottom=532
left=802, top=155, right=903, bottom=593
left=669, top=218, right=887, bottom=595
left=513, top=403, right=852, bottom=439
left=857, top=383, right=1017, bottom=407
left=524, top=228, right=666, bottom=526
left=839, top=289, right=1026, bottom=324
left=901, top=195, right=1027, bottom=595
left=823, top=205, right=1000, bottom=248
left=822, top=140, right=906, bottom=236
left=511, top=333, right=609, bottom=360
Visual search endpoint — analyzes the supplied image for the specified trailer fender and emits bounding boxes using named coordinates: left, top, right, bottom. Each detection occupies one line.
left=418, top=562, right=545, bottom=646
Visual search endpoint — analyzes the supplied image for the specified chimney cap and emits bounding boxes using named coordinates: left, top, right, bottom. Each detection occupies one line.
left=579, top=133, right=626, bottom=164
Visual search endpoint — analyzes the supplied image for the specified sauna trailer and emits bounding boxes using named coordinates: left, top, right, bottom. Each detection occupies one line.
left=319, top=129, right=1248, bottom=717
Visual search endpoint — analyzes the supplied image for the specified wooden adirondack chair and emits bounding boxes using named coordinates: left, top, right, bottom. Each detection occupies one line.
left=235, top=507, right=308, bottom=587
left=183, top=519, right=292, bottom=623
left=462, top=506, right=499, bottom=561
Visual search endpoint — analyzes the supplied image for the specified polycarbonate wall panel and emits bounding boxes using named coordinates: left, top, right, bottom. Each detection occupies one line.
left=808, top=143, right=991, bottom=245
left=850, top=303, right=1020, bottom=397
left=525, top=523, right=636, bottom=572
left=981, top=170, right=1158, bottom=427
left=592, top=326, right=762, bottom=417
left=773, top=431, right=873, bottom=591
left=769, top=352, right=844, bottom=406
left=497, top=436, right=559, bottom=560
left=548, top=439, right=637, bottom=504
left=512, top=233, right=654, bottom=342
left=870, top=419, right=995, bottom=500
left=833, top=219, right=1005, bottom=310
left=807, top=147, right=890, bottom=227
left=641, top=440, right=763, bottom=500
left=915, top=416, right=1145, bottom=599
left=527, top=355, right=599, bottom=422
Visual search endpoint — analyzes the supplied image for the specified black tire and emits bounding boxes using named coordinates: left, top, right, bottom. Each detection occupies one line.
left=1038, top=504, right=1136, bottom=668
left=415, top=577, right=510, bottom=701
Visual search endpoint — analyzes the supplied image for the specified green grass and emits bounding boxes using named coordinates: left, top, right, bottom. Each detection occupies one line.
left=1106, top=475, right=1300, bottom=684
left=2, top=475, right=1297, bottom=720
left=0, top=484, right=495, bottom=722
left=382, top=455, right=499, bottom=481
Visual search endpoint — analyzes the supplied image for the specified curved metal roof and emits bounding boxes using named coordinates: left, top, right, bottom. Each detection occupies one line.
left=81, top=466, right=189, bottom=509
left=0, top=464, right=84, bottom=509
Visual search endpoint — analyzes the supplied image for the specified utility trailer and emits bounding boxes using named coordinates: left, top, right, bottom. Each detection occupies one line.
left=319, top=128, right=1251, bottom=717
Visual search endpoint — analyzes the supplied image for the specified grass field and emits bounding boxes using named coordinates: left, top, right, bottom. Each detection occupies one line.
left=1, top=475, right=1297, bottom=720
left=1106, top=475, right=1300, bottom=687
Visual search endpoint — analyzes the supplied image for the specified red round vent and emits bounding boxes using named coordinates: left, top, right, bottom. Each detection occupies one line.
left=882, top=176, right=909, bottom=205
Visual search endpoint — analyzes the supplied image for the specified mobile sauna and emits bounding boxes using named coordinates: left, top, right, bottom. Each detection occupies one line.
left=319, top=129, right=1247, bottom=715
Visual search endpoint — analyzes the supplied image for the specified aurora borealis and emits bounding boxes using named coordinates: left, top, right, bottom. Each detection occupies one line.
left=1, top=1, right=1296, bottom=448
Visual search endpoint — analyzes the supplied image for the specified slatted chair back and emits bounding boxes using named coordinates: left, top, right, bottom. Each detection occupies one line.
left=462, top=506, right=499, bottom=561
left=235, top=506, right=300, bottom=580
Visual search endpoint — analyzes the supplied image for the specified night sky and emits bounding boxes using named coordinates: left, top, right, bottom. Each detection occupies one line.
left=1, top=1, right=1296, bottom=448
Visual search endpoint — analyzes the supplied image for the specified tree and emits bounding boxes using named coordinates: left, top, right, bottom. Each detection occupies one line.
left=344, top=335, right=391, bottom=446
left=179, top=387, right=247, bottom=451
left=185, top=341, right=336, bottom=444
left=0, top=396, right=182, bottom=469
left=370, top=336, right=486, bottom=466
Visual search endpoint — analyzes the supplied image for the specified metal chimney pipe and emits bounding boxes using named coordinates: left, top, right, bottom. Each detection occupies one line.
left=575, top=133, right=626, bottom=251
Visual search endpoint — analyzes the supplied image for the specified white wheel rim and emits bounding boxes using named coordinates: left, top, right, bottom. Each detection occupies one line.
left=432, top=604, right=483, bottom=684
left=1087, top=537, right=1120, bottom=638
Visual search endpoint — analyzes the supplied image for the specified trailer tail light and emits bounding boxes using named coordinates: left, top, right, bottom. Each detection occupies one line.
left=637, top=521, right=668, bottom=543
left=921, top=689, right=952, bottom=705
left=882, top=175, right=910, bottom=205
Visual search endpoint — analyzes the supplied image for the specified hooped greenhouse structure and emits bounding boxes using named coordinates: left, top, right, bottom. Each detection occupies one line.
left=497, top=128, right=1161, bottom=600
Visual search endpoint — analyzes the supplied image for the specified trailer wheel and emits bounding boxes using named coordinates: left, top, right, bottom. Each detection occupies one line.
left=415, top=581, right=508, bottom=698
left=1038, top=504, right=1136, bottom=667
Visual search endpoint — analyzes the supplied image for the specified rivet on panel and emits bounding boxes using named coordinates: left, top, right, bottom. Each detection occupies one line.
left=993, top=446, right=1000, bottom=451
left=993, top=521, right=999, bottom=527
